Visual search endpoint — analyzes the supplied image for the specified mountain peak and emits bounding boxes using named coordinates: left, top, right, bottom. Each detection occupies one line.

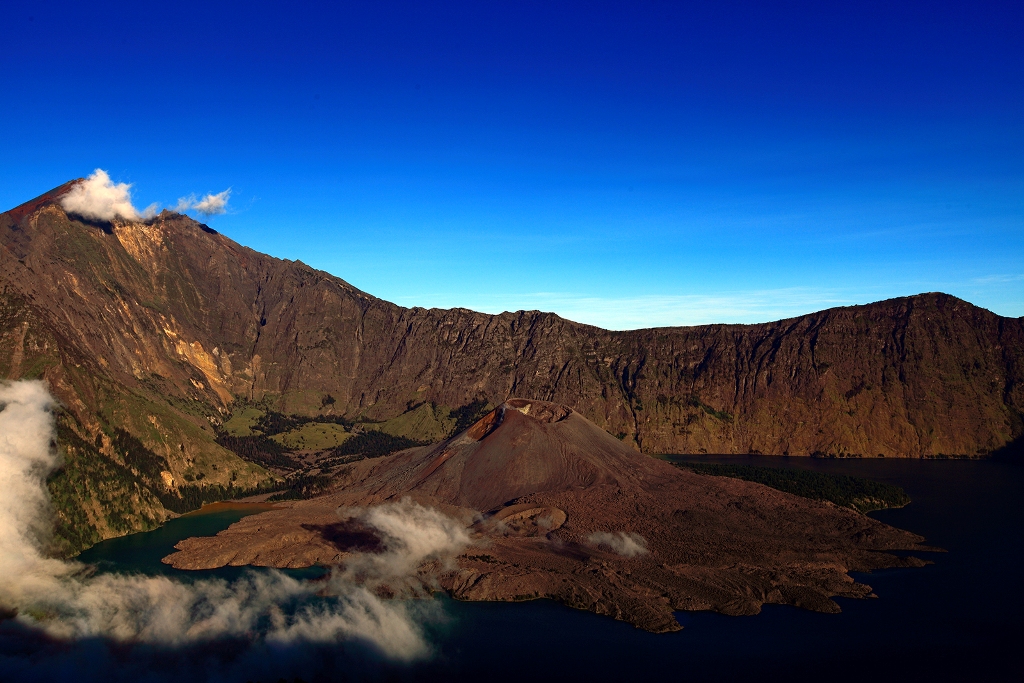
left=3, top=179, right=82, bottom=223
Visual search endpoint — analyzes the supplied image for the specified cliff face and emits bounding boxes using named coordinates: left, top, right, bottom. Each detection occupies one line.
left=2, top=186, right=1022, bottom=468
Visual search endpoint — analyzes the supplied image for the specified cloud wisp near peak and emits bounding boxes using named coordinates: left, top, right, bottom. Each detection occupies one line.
left=59, top=169, right=158, bottom=222
left=60, top=169, right=231, bottom=222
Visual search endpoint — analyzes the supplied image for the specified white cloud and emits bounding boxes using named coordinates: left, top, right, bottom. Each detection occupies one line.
left=175, top=189, right=231, bottom=216
left=972, top=274, right=1024, bottom=284
left=173, top=194, right=197, bottom=213
left=58, top=169, right=232, bottom=223
left=334, top=500, right=471, bottom=589
left=193, top=189, right=231, bottom=216
left=60, top=169, right=153, bottom=222
left=0, top=380, right=466, bottom=662
left=587, top=531, right=648, bottom=557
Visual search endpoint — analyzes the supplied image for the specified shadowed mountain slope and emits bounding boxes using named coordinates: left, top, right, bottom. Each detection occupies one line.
left=1, top=182, right=1022, bottom=547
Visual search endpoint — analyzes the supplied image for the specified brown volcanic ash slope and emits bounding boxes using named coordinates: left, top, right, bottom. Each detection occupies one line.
left=165, top=399, right=930, bottom=632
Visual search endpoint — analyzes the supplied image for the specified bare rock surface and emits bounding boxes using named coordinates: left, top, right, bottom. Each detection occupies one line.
left=164, top=400, right=930, bottom=632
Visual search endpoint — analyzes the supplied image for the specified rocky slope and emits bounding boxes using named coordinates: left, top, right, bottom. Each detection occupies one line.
left=1, top=182, right=1022, bottom=548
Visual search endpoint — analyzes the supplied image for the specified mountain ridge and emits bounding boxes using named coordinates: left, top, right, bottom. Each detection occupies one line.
left=2, top=183, right=1022, bottom=549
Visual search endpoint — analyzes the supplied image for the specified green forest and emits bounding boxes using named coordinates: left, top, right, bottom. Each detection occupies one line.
left=674, top=461, right=910, bottom=513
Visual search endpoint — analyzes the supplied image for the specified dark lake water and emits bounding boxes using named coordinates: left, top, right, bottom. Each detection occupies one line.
left=3, top=457, right=1021, bottom=682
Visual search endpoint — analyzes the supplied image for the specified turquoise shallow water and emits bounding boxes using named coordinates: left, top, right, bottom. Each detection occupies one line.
left=3, top=457, right=1022, bottom=682
left=76, top=503, right=325, bottom=581
left=77, top=504, right=266, bottom=577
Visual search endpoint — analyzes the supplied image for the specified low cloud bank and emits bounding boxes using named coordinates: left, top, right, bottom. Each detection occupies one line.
left=60, top=169, right=158, bottom=222
left=174, top=189, right=231, bottom=216
left=0, top=381, right=465, bottom=664
left=336, top=500, right=471, bottom=589
left=587, top=531, right=648, bottom=557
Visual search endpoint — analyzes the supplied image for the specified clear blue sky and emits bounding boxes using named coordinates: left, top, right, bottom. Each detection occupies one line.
left=2, top=1, right=1021, bottom=328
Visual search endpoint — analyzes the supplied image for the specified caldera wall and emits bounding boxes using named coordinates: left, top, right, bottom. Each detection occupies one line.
left=2, top=189, right=1022, bottom=461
